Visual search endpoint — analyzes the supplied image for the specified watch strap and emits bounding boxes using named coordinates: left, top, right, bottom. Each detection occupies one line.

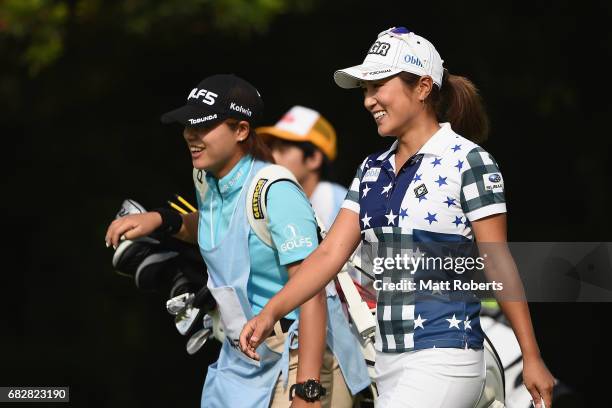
left=289, top=379, right=326, bottom=402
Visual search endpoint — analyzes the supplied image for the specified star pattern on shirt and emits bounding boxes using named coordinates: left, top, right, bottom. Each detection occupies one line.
left=425, top=212, right=438, bottom=224
left=414, top=314, right=427, bottom=329
left=361, top=213, right=372, bottom=228
left=446, top=314, right=461, bottom=329
left=385, top=209, right=397, bottom=225
left=452, top=216, right=463, bottom=227
left=352, top=133, right=496, bottom=353
left=407, top=156, right=419, bottom=167
left=362, top=184, right=371, bottom=198
left=413, top=247, right=424, bottom=259
left=381, top=182, right=393, bottom=195
left=443, top=197, right=457, bottom=207
left=435, top=175, right=448, bottom=187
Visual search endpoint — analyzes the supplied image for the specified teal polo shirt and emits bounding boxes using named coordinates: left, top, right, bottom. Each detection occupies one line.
left=195, top=155, right=319, bottom=320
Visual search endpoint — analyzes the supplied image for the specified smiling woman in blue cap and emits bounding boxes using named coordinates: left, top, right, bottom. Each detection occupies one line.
left=240, top=28, right=556, bottom=408
left=105, top=74, right=370, bottom=407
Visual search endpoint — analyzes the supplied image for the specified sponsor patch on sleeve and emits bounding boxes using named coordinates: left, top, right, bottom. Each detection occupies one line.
left=483, top=173, right=504, bottom=192
left=280, top=223, right=313, bottom=252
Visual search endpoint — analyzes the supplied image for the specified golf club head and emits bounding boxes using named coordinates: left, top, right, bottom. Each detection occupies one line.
left=111, top=198, right=162, bottom=273
left=186, top=328, right=212, bottom=355
left=166, top=292, right=194, bottom=316
left=202, top=313, right=214, bottom=330
left=116, top=199, right=147, bottom=218
left=174, top=303, right=202, bottom=336
left=112, top=236, right=165, bottom=273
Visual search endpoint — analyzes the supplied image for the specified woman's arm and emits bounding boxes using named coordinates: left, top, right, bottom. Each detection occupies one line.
left=240, top=208, right=362, bottom=356
left=286, top=262, right=327, bottom=407
left=472, top=214, right=555, bottom=408
left=105, top=211, right=199, bottom=247
left=174, top=211, right=199, bottom=244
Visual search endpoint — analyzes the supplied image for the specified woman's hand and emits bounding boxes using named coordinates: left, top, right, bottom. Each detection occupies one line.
left=522, top=356, right=555, bottom=408
left=239, top=310, right=276, bottom=360
left=290, top=397, right=322, bottom=408
left=105, top=212, right=162, bottom=249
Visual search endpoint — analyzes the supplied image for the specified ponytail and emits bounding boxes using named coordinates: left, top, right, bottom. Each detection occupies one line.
left=399, top=71, right=489, bottom=143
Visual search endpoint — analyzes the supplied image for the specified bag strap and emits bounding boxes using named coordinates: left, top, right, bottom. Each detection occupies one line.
left=245, top=164, right=301, bottom=247
left=193, top=168, right=209, bottom=205
left=195, top=164, right=325, bottom=246
left=193, top=164, right=376, bottom=343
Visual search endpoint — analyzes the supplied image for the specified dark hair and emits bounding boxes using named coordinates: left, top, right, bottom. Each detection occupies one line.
left=266, top=138, right=331, bottom=179
left=225, top=119, right=275, bottom=163
left=398, top=71, right=489, bottom=143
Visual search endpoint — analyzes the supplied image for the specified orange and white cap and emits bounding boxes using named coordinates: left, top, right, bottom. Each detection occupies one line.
left=256, top=106, right=337, bottom=160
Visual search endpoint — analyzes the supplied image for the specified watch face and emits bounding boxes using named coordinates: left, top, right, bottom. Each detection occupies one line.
left=303, top=380, right=320, bottom=399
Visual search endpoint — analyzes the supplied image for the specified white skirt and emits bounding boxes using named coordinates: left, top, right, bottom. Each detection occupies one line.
left=375, top=347, right=486, bottom=408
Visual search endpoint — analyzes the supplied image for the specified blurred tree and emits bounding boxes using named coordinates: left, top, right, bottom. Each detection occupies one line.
left=0, top=0, right=68, bottom=75
left=0, top=0, right=318, bottom=76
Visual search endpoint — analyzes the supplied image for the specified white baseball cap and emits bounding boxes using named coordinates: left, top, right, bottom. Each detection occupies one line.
left=334, top=26, right=445, bottom=89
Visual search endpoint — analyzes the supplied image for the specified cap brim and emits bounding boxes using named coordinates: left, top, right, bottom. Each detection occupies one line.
left=160, top=104, right=224, bottom=127
left=256, top=127, right=310, bottom=143
left=333, top=63, right=402, bottom=89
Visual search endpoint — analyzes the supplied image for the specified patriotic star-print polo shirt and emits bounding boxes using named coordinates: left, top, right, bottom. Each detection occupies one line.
left=342, top=123, right=506, bottom=353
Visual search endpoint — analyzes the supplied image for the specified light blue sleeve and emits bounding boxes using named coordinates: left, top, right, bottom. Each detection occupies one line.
left=266, top=181, right=319, bottom=266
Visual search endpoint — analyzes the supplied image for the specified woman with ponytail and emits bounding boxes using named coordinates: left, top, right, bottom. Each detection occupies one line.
left=241, top=28, right=555, bottom=408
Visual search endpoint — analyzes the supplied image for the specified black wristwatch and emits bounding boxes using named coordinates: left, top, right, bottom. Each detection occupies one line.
left=289, top=379, right=327, bottom=402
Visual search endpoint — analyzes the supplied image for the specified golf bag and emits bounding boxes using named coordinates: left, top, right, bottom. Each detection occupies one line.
left=111, top=199, right=220, bottom=353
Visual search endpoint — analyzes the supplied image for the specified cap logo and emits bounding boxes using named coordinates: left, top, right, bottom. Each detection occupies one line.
left=404, top=54, right=424, bottom=68
left=414, top=183, right=428, bottom=198
left=280, top=113, right=295, bottom=123
left=188, top=88, right=218, bottom=106
left=368, top=41, right=391, bottom=56
left=365, top=68, right=392, bottom=77
left=188, top=114, right=218, bottom=125
left=229, top=102, right=252, bottom=117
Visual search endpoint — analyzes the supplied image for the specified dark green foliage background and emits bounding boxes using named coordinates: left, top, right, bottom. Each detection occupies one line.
left=1, top=1, right=610, bottom=406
